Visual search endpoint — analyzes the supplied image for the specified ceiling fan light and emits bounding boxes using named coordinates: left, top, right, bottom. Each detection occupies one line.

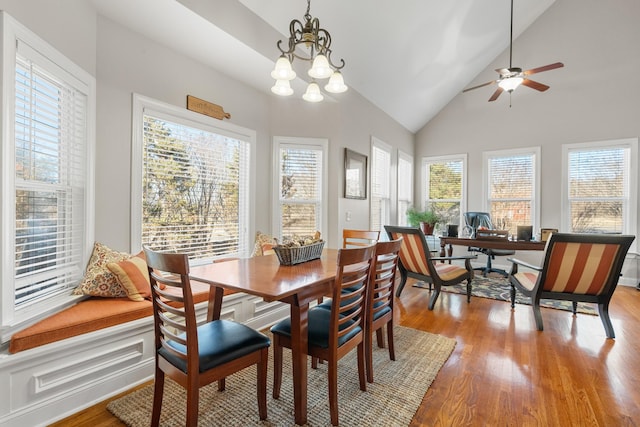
left=498, top=76, right=523, bottom=92
left=271, top=79, right=294, bottom=96
left=302, top=82, right=324, bottom=102
left=271, top=56, right=296, bottom=80
left=324, top=71, right=348, bottom=93
left=308, top=54, right=333, bottom=79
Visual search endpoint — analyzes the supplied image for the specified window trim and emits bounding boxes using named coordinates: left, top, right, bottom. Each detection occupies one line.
left=370, top=137, right=392, bottom=232
left=397, top=150, right=413, bottom=227
left=131, top=94, right=256, bottom=260
left=271, top=136, right=328, bottom=241
left=0, top=12, right=96, bottom=340
left=561, top=137, right=638, bottom=240
left=421, top=153, right=468, bottom=226
left=482, top=147, right=540, bottom=233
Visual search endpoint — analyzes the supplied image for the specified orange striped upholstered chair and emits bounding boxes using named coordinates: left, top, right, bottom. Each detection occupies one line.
left=508, top=233, right=635, bottom=339
left=384, top=225, right=476, bottom=310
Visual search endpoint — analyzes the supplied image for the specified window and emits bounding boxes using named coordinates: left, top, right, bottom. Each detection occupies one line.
left=132, top=95, right=254, bottom=261
left=562, top=138, right=637, bottom=236
left=422, top=155, right=466, bottom=227
left=272, top=137, right=328, bottom=240
left=371, top=138, right=391, bottom=232
left=1, top=12, right=95, bottom=340
left=397, top=150, right=413, bottom=226
left=483, top=148, right=540, bottom=234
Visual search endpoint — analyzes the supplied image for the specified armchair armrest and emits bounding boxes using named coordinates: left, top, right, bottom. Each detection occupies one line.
left=507, top=257, right=542, bottom=275
left=431, top=255, right=477, bottom=262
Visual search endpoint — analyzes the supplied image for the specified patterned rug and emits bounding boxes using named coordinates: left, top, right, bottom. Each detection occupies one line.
left=107, top=326, right=455, bottom=426
left=413, top=275, right=598, bottom=315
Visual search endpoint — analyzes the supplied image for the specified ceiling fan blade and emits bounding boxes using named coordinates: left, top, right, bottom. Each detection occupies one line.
left=523, top=62, right=564, bottom=76
left=488, top=87, right=504, bottom=102
left=462, top=80, right=496, bottom=93
left=521, top=78, right=550, bottom=92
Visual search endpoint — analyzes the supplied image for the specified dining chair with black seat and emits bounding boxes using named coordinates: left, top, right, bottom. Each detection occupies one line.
left=270, top=245, right=376, bottom=426
left=384, top=225, right=476, bottom=310
left=508, top=232, right=635, bottom=339
left=143, top=247, right=271, bottom=427
left=365, top=238, right=403, bottom=383
left=343, top=229, right=380, bottom=248
left=464, top=211, right=515, bottom=277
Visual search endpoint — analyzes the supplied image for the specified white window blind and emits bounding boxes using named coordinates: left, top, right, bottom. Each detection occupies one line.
left=424, top=157, right=464, bottom=226
left=485, top=151, right=537, bottom=233
left=278, top=144, right=323, bottom=239
left=371, top=142, right=391, bottom=231
left=13, top=45, right=88, bottom=309
left=567, top=147, right=627, bottom=233
left=397, top=151, right=413, bottom=226
left=141, top=113, right=250, bottom=259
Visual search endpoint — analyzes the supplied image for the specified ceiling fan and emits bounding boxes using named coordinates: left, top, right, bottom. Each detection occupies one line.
left=463, top=0, right=564, bottom=103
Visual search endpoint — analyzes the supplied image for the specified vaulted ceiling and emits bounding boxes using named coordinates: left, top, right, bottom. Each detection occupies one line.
left=92, top=0, right=556, bottom=133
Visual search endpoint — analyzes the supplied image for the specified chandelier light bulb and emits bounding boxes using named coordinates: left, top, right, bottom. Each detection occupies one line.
left=271, top=79, right=294, bottom=96
left=498, top=76, right=523, bottom=92
left=308, top=54, right=333, bottom=79
left=302, top=82, right=324, bottom=102
left=324, top=71, right=348, bottom=94
left=271, top=56, right=296, bottom=80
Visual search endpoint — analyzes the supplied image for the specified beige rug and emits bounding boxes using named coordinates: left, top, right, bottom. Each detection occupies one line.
left=107, top=326, right=455, bottom=426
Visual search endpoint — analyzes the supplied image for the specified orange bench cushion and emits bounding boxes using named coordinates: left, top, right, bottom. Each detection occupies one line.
left=9, top=280, right=220, bottom=354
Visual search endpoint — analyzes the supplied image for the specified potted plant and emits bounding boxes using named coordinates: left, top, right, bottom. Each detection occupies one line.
left=406, top=207, right=441, bottom=235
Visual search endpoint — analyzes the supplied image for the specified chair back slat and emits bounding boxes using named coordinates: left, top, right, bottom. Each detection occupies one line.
left=370, top=239, right=403, bottom=320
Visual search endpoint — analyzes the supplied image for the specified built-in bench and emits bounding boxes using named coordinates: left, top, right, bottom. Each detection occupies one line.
left=0, top=281, right=288, bottom=427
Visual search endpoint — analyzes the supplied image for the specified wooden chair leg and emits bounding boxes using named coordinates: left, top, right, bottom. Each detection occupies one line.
left=387, top=321, right=396, bottom=361
left=365, top=328, right=374, bottom=383
left=185, top=383, right=199, bottom=427
left=151, top=369, right=165, bottom=427
left=357, top=343, right=367, bottom=391
left=375, top=328, right=384, bottom=348
left=217, top=378, right=226, bottom=391
left=272, top=336, right=283, bottom=399
left=257, top=347, right=268, bottom=420
left=328, top=358, right=339, bottom=426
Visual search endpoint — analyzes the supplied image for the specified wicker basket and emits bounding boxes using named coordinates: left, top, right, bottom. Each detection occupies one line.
left=273, top=241, right=325, bottom=265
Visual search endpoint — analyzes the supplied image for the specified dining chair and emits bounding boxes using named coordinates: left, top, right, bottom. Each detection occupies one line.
left=343, top=229, right=380, bottom=248
left=384, top=225, right=476, bottom=310
left=271, top=245, right=376, bottom=426
left=143, top=247, right=271, bottom=426
left=508, top=233, right=635, bottom=339
left=365, top=238, right=402, bottom=383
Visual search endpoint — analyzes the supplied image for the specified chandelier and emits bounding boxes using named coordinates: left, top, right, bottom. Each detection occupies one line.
left=270, top=0, right=347, bottom=102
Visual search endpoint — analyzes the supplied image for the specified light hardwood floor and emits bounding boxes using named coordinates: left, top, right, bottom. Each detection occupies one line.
left=51, top=279, right=640, bottom=426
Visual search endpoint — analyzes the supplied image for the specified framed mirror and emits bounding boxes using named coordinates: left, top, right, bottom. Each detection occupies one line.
left=344, top=148, right=367, bottom=199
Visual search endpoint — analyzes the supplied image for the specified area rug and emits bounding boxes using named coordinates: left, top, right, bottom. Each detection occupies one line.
left=413, top=276, right=597, bottom=315
left=107, top=326, right=455, bottom=426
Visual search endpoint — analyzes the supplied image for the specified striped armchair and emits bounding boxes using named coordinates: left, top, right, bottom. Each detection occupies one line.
left=508, top=233, right=635, bottom=339
left=384, top=225, right=476, bottom=310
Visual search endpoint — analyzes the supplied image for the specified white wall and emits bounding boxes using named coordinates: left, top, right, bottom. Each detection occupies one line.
left=415, top=0, right=640, bottom=274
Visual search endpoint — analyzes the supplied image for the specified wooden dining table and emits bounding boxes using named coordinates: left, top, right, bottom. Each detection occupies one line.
left=189, top=249, right=340, bottom=426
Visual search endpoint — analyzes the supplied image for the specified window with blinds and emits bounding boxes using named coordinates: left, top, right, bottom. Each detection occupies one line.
left=566, top=144, right=631, bottom=233
left=12, top=45, right=89, bottom=309
left=423, top=156, right=465, bottom=226
left=141, top=114, right=250, bottom=259
left=277, top=142, right=324, bottom=240
left=485, top=150, right=537, bottom=234
left=371, top=140, right=391, bottom=232
left=397, top=151, right=413, bottom=226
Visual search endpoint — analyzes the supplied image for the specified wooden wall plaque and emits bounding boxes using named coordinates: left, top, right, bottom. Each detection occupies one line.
left=186, top=95, right=230, bottom=120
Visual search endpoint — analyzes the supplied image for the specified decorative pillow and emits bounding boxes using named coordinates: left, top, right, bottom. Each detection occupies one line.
left=73, top=242, right=130, bottom=297
left=252, top=232, right=276, bottom=257
left=107, top=251, right=151, bottom=302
